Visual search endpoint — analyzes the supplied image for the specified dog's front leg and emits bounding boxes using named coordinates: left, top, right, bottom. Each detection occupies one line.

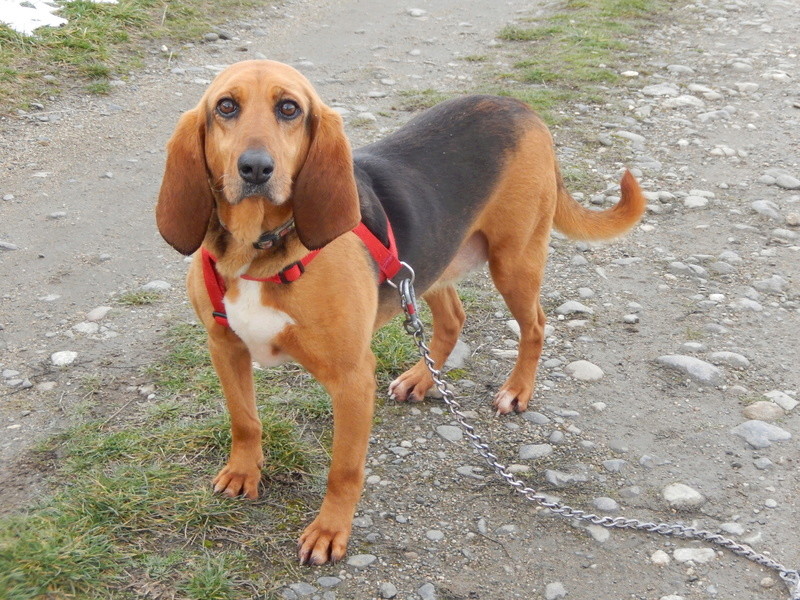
left=297, top=351, right=376, bottom=565
left=207, top=329, right=264, bottom=499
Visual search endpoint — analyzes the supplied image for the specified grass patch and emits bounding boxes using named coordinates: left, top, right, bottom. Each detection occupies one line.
left=493, top=0, right=667, bottom=107
left=0, top=0, right=259, bottom=110
left=116, top=290, right=163, bottom=306
left=372, top=317, right=419, bottom=383
left=0, top=311, right=435, bottom=598
left=0, top=322, right=328, bottom=600
left=0, top=410, right=313, bottom=599
left=461, top=54, right=488, bottom=62
left=395, top=88, right=453, bottom=112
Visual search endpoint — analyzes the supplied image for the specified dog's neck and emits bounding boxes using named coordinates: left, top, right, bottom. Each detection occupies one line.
left=207, top=198, right=309, bottom=280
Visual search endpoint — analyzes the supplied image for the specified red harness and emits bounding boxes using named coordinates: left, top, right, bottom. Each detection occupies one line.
left=202, top=220, right=401, bottom=328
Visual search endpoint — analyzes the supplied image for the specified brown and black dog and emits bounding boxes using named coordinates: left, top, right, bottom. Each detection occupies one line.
left=156, top=59, right=645, bottom=565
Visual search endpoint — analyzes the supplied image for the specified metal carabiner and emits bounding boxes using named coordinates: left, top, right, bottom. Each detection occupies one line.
left=385, top=261, right=416, bottom=290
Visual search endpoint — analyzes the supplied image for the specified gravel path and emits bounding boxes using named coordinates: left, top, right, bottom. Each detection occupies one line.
left=1, top=0, right=799, bottom=598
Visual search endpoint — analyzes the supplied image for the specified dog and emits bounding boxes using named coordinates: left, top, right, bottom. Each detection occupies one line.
left=156, top=59, right=645, bottom=565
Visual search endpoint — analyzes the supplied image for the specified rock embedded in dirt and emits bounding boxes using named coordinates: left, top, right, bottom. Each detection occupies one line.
left=444, top=339, right=470, bottom=368
left=753, top=275, right=788, bottom=295
left=86, top=306, right=112, bottom=322
left=708, top=351, right=750, bottom=369
left=347, top=554, right=377, bottom=568
left=763, top=390, right=798, bottom=411
left=775, top=174, right=800, bottom=190
left=50, top=351, right=77, bottom=366
left=545, top=581, right=568, bottom=600
left=564, top=360, right=604, bottom=381
left=545, top=469, right=589, bottom=487
left=287, top=582, right=316, bottom=596
left=417, top=583, right=436, bottom=600
left=651, top=550, right=671, bottom=565
left=519, top=443, right=552, bottom=460
left=656, top=354, right=724, bottom=386
left=742, top=401, right=784, bottom=421
left=662, top=483, right=705, bottom=509
left=673, top=548, right=716, bottom=564
left=731, top=420, right=792, bottom=449
left=593, top=497, right=619, bottom=512
left=435, top=425, right=462, bottom=443
left=140, top=280, right=171, bottom=291
left=555, top=300, right=593, bottom=316
left=750, top=200, right=783, bottom=221
left=316, top=577, right=341, bottom=588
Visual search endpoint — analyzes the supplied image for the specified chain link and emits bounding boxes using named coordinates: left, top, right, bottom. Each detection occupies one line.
left=395, top=277, right=800, bottom=600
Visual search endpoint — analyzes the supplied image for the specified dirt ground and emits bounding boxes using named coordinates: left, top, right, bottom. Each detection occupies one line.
left=1, top=0, right=799, bottom=598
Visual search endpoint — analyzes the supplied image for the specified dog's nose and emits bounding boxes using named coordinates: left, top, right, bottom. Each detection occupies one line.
left=238, top=149, right=274, bottom=185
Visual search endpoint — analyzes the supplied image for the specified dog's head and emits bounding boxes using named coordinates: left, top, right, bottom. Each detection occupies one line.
left=156, top=60, right=360, bottom=255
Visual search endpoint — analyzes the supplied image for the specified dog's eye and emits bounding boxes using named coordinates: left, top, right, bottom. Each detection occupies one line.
left=277, top=100, right=300, bottom=120
left=216, top=98, right=238, bottom=117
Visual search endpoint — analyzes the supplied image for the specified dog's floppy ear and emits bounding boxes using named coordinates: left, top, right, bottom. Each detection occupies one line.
left=156, top=108, right=213, bottom=255
left=291, top=104, right=360, bottom=250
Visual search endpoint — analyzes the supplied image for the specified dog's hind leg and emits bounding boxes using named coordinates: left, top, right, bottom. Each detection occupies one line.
left=487, top=225, right=551, bottom=414
left=388, top=284, right=466, bottom=403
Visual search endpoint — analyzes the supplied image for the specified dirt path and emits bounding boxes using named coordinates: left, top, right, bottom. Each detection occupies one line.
left=2, top=0, right=799, bottom=599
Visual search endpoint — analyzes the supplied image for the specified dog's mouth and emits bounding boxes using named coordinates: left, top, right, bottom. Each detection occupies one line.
left=234, top=179, right=290, bottom=207
left=239, top=181, right=271, bottom=201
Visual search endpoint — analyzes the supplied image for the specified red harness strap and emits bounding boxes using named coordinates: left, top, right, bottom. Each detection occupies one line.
left=201, top=219, right=400, bottom=328
left=352, top=221, right=402, bottom=283
left=201, top=247, right=231, bottom=328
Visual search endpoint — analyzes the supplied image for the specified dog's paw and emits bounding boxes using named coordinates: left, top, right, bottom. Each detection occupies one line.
left=298, top=514, right=350, bottom=565
left=492, top=388, right=530, bottom=415
left=212, top=461, right=261, bottom=499
left=388, top=364, right=433, bottom=403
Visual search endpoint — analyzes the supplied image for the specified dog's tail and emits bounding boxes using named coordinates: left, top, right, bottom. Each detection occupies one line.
left=553, top=168, right=646, bottom=241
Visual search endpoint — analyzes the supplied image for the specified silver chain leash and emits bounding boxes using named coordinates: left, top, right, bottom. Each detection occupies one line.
left=391, top=271, right=800, bottom=600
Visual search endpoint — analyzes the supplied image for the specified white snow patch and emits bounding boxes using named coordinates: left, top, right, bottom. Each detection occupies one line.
left=1, top=0, right=117, bottom=36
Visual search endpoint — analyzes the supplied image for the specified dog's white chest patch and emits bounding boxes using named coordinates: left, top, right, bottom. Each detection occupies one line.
left=224, top=279, right=294, bottom=367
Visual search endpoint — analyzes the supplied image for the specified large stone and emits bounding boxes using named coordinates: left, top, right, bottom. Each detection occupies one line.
left=519, top=444, right=553, bottom=460
left=708, top=351, right=750, bottom=369
left=742, top=401, right=785, bottom=421
left=555, top=300, right=594, bottom=316
left=656, top=355, right=723, bottom=386
left=731, top=420, right=791, bottom=449
left=642, top=83, right=679, bottom=96
left=564, top=360, right=604, bottom=381
left=673, top=548, right=716, bottom=564
left=436, top=425, right=462, bottom=443
left=763, top=390, right=798, bottom=411
left=444, top=339, right=470, bottom=369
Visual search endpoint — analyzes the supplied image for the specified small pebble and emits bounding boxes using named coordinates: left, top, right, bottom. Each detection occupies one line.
left=662, top=483, right=705, bottom=508
left=651, top=550, right=671, bottom=565
left=51, top=351, right=78, bottom=366
left=346, top=554, right=377, bottom=568
left=545, top=581, right=568, bottom=600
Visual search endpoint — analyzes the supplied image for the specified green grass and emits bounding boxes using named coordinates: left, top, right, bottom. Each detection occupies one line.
left=493, top=0, right=668, bottom=112
left=0, top=322, right=326, bottom=600
left=0, top=314, right=433, bottom=599
left=0, top=0, right=259, bottom=110
left=396, top=88, right=453, bottom=112
left=116, top=290, right=163, bottom=306
left=372, top=316, right=419, bottom=383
